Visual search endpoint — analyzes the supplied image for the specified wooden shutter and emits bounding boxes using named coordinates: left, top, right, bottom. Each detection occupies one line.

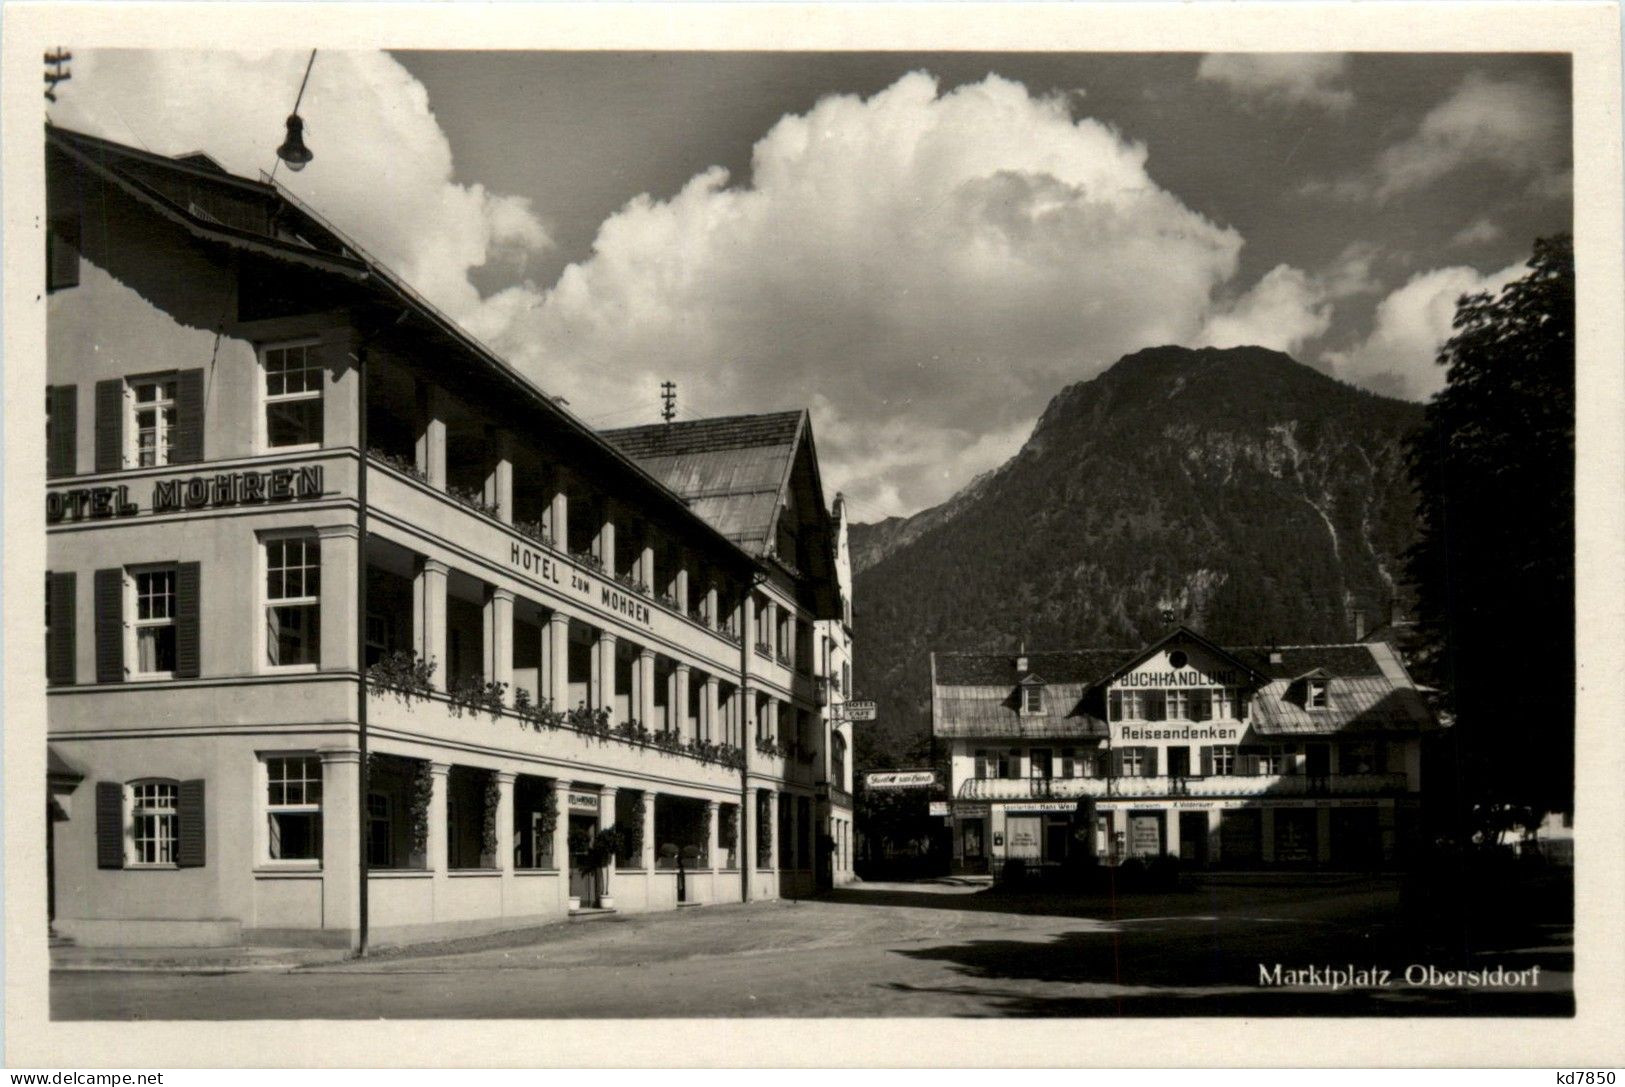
left=95, top=781, right=124, bottom=868
left=93, top=568, right=123, bottom=683
left=174, top=562, right=201, bottom=679
left=1144, top=747, right=1159, bottom=777
left=1199, top=746, right=1213, bottom=777
left=47, top=571, right=76, bottom=686
left=94, top=379, right=123, bottom=473
left=1145, top=690, right=1166, bottom=721
left=176, top=779, right=206, bottom=867
left=1110, top=748, right=1124, bottom=776
left=48, top=385, right=77, bottom=478
left=171, top=369, right=205, bottom=465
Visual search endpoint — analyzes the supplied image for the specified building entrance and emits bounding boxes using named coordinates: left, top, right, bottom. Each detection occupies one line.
left=568, top=813, right=599, bottom=906
left=1178, top=811, right=1209, bottom=866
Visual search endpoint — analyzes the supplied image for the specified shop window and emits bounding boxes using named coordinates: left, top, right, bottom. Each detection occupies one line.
left=128, top=375, right=178, bottom=468
left=265, top=755, right=322, bottom=862
left=130, top=566, right=177, bottom=677
left=265, top=536, right=321, bottom=667
left=130, top=780, right=179, bottom=866
left=367, top=792, right=393, bottom=867
left=263, top=342, right=324, bottom=449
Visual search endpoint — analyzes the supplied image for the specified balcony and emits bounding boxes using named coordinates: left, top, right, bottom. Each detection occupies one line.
left=955, top=772, right=1410, bottom=802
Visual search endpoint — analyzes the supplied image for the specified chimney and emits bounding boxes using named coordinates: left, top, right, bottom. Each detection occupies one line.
left=1353, top=608, right=1366, bottom=641
left=1015, top=639, right=1028, bottom=675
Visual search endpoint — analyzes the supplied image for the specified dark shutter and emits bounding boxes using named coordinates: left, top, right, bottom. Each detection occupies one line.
left=1145, top=690, right=1166, bottom=721
left=171, top=369, right=205, bottom=465
left=48, top=385, right=77, bottom=478
left=93, top=568, right=123, bottom=683
left=1199, top=746, right=1213, bottom=777
left=1144, top=747, right=1159, bottom=777
left=94, top=379, right=123, bottom=473
left=47, top=571, right=76, bottom=686
left=1108, top=690, right=1121, bottom=721
left=174, top=562, right=201, bottom=679
left=1110, top=748, right=1124, bottom=776
left=96, top=781, right=124, bottom=868
left=176, top=779, right=206, bottom=867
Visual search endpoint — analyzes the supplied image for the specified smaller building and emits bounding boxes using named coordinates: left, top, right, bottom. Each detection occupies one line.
left=931, top=626, right=1440, bottom=875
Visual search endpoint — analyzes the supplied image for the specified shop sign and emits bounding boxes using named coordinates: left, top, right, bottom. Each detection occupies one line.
left=1129, top=813, right=1163, bottom=855
left=865, top=770, right=936, bottom=789
left=928, top=801, right=949, bottom=817
left=567, top=791, right=600, bottom=813
left=48, top=465, right=325, bottom=523
left=1003, top=801, right=1084, bottom=813
left=951, top=804, right=990, bottom=818
left=839, top=701, right=877, bottom=721
left=1112, top=723, right=1242, bottom=743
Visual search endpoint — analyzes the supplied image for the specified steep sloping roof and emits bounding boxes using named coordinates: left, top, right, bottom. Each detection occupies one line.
left=932, top=637, right=1436, bottom=739
left=602, top=411, right=807, bottom=556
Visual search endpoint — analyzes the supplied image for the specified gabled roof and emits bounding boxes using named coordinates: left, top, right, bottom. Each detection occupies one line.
left=602, top=410, right=815, bottom=558
left=1098, top=625, right=1266, bottom=687
left=932, top=635, right=1437, bottom=739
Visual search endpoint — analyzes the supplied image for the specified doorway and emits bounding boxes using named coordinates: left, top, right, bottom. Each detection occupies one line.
left=568, top=813, right=598, bottom=906
left=1178, top=811, right=1210, bottom=866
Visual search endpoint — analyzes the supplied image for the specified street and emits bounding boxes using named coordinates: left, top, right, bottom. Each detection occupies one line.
left=52, top=876, right=1573, bottom=1019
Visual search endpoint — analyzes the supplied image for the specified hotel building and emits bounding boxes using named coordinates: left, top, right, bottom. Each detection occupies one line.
left=931, top=626, right=1438, bottom=874
left=43, top=125, right=855, bottom=948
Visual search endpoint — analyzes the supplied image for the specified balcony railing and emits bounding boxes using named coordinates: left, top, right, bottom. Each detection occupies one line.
left=955, top=772, right=1410, bottom=801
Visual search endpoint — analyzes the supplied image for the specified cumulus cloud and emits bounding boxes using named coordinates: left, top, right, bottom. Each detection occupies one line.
left=1322, top=261, right=1525, bottom=400
left=1319, top=72, right=1569, bottom=202
left=1196, top=54, right=1353, bottom=112
left=1199, top=265, right=1332, bottom=354
left=1450, top=217, right=1503, bottom=247
left=502, top=71, right=1264, bottom=515
left=48, top=49, right=552, bottom=331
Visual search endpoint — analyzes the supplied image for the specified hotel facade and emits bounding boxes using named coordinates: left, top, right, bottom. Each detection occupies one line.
left=931, top=627, right=1438, bottom=875
left=43, top=126, right=856, bottom=949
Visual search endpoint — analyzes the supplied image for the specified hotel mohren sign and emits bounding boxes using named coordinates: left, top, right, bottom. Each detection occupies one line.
left=47, top=465, right=325, bottom=522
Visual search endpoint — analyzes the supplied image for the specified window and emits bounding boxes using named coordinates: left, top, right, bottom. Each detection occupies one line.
left=266, top=756, right=322, bottom=861
left=130, top=780, right=179, bottom=865
left=367, top=792, right=393, bottom=867
left=129, top=376, right=178, bottom=468
left=1306, top=679, right=1329, bottom=710
left=131, top=567, right=177, bottom=676
left=1339, top=742, right=1379, bottom=775
left=1122, top=748, right=1145, bottom=777
left=1256, top=747, right=1284, bottom=775
left=1167, top=688, right=1190, bottom=720
left=1022, top=685, right=1044, bottom=714
left=1215, top=687, right=1248, bottom=720
left=266, top=537, right=321, bottom=667
left=1212, top=745, right=1237, bottom=776
left=1115, top=689, right=1146, bottom=720
left=1030, top=748, right=1052, bottom=779
left=973, top=748, right=989, bottom=780
left=263, top=343, right=324, bottom=449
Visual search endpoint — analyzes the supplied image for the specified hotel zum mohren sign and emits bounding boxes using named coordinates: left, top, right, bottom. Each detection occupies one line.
left=48, top=465, right=325, bottom=522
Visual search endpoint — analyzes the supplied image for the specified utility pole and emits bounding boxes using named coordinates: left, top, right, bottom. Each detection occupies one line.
left=660, top=381, right=677, bottom=424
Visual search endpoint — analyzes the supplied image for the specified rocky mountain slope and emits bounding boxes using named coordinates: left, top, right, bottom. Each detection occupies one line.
left=849, top=344, right=1423, bottom=767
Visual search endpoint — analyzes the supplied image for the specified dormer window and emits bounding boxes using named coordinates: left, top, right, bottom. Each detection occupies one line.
left=1306, top=678, right=1329, bottom=710
left=1023, top=685, right=1044, bottom=714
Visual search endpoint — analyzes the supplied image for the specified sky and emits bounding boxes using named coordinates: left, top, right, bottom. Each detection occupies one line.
left=48, top=50, right=1571, bottom=521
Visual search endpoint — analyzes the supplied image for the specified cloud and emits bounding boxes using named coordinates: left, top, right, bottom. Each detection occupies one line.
left=1450, top=218, right=1503, bottom=247
left=1196, top=54, right=1353, bottom=112
left=1322, top=261, right=1526, bottom=400
left=49, top=50, right=552, bottom=331
left=1199, top=265, right=1332, bottom=354
left=505, top=71, right=1259, bottom=516
left=1317, top=72, right=1569, bottom=202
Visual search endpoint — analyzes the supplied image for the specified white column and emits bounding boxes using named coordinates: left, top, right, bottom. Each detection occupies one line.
left=598, top=501, right=616, bottom=577
left=315, top=523, right=359, bottom=673
left=487, top=428, right=513, bottom=524
left=550, top=778, right=572, bottom=873
left=637, top=648, right=657, bottom=730
left=494, top=770, right=516, bottom=873
left=640, top=537, right=656, bottom=593
left=319, top=747, right=361, bottom=940
left=548, top=467, right=569, bottom=548
left=547, top=614, right=570, bottom=711
left=427, top=761, right=451, bottom=874
left=599, top=786, right=619, bottom=904
left=488, top=588, right=513, bottom=699
left=675, top=563, right=690, bottom=614
left=768, top=789, right=780, bottom=873
left=705, top=581, right=718, bottom=627
left=673, top=664, right=691, bottom=742
left=594, top=630, right=617, bottom=719
left=706, top=801, right=720, bottom=874
left=702, top=675, right=720, bottom=744
left=641, top=791, right=657, bottom=871
left=416, top=383, right=447, bottom=490
left=416, top=558, right=449, bottom=691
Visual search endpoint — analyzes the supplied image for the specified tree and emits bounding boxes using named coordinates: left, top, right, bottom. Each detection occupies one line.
left=1404, top=235, right=1574, bottom=838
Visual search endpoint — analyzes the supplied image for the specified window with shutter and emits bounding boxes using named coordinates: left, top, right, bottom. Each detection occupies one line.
left=93, top=568, right=124, bottom=683
left=95, top=781, right=124, bottom=869
left=47, top=385, right=77, bottom=478
left=170, top=369, right=205, bottom=465
left=1144, top=747, right=1160, bottom=777
left=174, top=562, right=201, bottom=679
left=46, top=571, right=76, bottom=686
left=177, top=779, right=206, bottom=867
left=127, top=375, right=178, bottom=468
left=94, top=380, right=123, bottom=473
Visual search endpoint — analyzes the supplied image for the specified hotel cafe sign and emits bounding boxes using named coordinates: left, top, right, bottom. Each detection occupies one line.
left=48, top=466, right=325, bottom=523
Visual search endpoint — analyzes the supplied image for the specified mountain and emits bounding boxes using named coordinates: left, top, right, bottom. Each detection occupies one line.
left=849, top=344, right=1424, bottom=768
